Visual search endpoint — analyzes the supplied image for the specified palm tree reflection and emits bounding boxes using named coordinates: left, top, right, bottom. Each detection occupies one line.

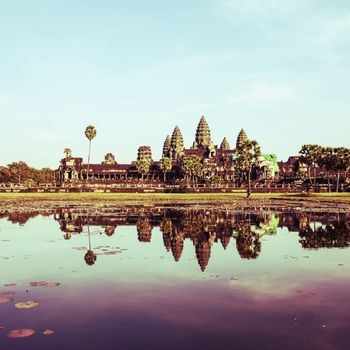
left=84, top=212, right=97, bottom=266
left=51, top=209, right=350, bottom=270
left=235, top=222, right=261, bottom=260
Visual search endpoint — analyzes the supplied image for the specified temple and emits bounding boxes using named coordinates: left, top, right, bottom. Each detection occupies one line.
left=58, top=116, right=279, bottom=186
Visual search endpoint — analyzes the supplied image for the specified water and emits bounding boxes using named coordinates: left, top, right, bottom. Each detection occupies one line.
left=0, top=208, right=349, bottom=350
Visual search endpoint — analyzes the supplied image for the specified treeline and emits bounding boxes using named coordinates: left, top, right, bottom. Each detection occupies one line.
left=299, top=145, right=350, bottom=192
left=0, top=161, right=55, bottom=186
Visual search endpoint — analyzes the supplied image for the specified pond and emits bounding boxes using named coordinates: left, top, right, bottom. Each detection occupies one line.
left=0, top=207, right=349, bottom=349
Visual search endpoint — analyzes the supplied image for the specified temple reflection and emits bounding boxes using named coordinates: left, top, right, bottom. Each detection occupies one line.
left=1, top=208, right=349, bottom=271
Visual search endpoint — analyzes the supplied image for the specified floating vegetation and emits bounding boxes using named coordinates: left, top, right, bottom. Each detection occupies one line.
left=0, top=291, right=16, bottom=296
left=7, top=329, right=35, bottom=338
left=0, top=297, right=14, bottom=303
left=29, top=281, right=60, bottom=288
left=42, top=329, right=55, bottom=336
left=14, top=300, right=40, bottom=309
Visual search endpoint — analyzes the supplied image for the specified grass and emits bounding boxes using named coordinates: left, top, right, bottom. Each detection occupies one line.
left=0, top=192, right=350, bottom=203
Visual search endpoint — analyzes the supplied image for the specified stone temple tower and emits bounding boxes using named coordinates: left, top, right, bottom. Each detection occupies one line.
left=162, top=135, right=171, bottom=158
left=170, top=126, right=184, bottom=160
left=193, top=116, right=212, bottom=149
left=137, top=146, right=152, bottom=163
left=236, top=129, right=248, bottom=150
left=220, top=137, right=230, bottom=150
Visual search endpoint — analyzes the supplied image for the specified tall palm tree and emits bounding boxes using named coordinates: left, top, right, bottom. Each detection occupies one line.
left=334, top=147, right=350, bottom=192
left=181, top=155, right=203, bottom=184
left=84, top=125, right=97, bottom=183
left=236, top=139, right=261, bottom=198
left=299, top=144, right=322, bottom=190
left=136, top=159, right=151, bottom=182
left=159, top=156, right=172, bottom=182
left=318, top=147, right=336, bottom=192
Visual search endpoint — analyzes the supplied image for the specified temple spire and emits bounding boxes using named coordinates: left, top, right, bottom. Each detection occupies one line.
left=236, top=129, right=248, bottom=150
left=170, top=126, right=184, bottom=160
left=220, top=137, right=230, bottom=150
left=193, top=116, right=211, bottom=149
left=162, top=135, right=171, bottom=158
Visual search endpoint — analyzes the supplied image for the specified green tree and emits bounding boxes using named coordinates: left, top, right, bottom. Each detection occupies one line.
left=236, top=140, right=261, bottom=198
left=84, top=125, right=97, bottom=183
left=181, top=155, right=203, bottom=183
left=333, top=147, right=350, bottom=192
left=159, top=157, right=172, bottom=182
left=40, top=168, right=55, bottom=183
left=8, top=161, right=31, bottom=184
left=0, top=166, right=11, bottom=183
left=299, top=144, right=322, bottom=190
left=209, top=174, right=222, bottom=187
left=136, top=159, right=151, bottom=181
left=318, top=147, right=337, bottom=192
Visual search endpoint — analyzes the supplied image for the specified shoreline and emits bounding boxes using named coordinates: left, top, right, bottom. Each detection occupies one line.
left=0, top=192, right=350, bottom=213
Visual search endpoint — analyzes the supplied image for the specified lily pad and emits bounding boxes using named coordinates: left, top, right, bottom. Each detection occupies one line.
left=29, top=281, right=60, bottom=288
left=14, top=300, right=40, bottom=309
left=0, top=297, right=13, bottom=303
left=0, top=291, right=16, bottom=296
left=8, top=329, right=35, bottom=338
left=43, top=329, right=55, bottom=336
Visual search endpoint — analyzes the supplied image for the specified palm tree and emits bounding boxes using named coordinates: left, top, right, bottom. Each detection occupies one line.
left=136, top=159, right=151, bottom=182
left=299, top=144, right=322, bottom=190
left=159, top=157, right=172, bottom=182
left=334, top=147, right=350, bottom=192
left=84, top=125, right=97, bottom=183
left=236, top=139, right=261, bottom=198
left=63, top=148, right=72, bottom=159
left=181, top=155, right=203, bottom=184
left=319, top=147, right=336, bottom=192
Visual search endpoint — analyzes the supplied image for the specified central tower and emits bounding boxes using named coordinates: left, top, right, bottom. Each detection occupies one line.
left=192, top=116, right=212, bottom=149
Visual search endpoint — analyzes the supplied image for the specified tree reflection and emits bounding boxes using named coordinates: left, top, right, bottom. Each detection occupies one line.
left=235, top=222, right=261, bottom=259
left=7, top=207, right=344, bottom=270
left=84, top=212, right=96, bottom=266
left=104, top=225, right=116, bottom=236
left=299, top=221, right=350, bottom=249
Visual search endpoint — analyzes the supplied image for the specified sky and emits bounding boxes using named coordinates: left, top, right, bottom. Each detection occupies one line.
left=0, top=0, right=349, bottom=168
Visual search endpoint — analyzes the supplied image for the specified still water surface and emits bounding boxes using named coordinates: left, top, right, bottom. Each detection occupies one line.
left=0, top=208, right=349, bottom=350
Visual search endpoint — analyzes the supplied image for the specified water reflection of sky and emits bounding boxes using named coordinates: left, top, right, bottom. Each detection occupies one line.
left=0, top=209, right=349, bottom=350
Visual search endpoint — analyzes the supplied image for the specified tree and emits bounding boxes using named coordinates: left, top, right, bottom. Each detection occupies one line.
left=84, top=125, right=97, bottom=183
left=8, top=161, right=31, bottom=184
left=136, top=159, right=151, bottom=181
left=299, top=144, right=322, bottom=190
left=318, top=147, right=336, bottom=192
left=181, top=155, right=203, bottom=183
left=40, top=168, right=55, bottom=183
left=333, top=147, right=350, bottom=192
left=236, top=139, right=261, bottom=198
left=0, top=166, right=11, bottom=183
left=234, top=222, right=261, bottom=259
left=159, top=157, right=172, bottom=182
left=64, top=148, right=72, bottom=158
left=209, top=174, right=222, bottom=187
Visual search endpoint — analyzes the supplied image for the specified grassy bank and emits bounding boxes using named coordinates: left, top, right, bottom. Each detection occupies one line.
left=1, top=192, right=350, bottom=203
